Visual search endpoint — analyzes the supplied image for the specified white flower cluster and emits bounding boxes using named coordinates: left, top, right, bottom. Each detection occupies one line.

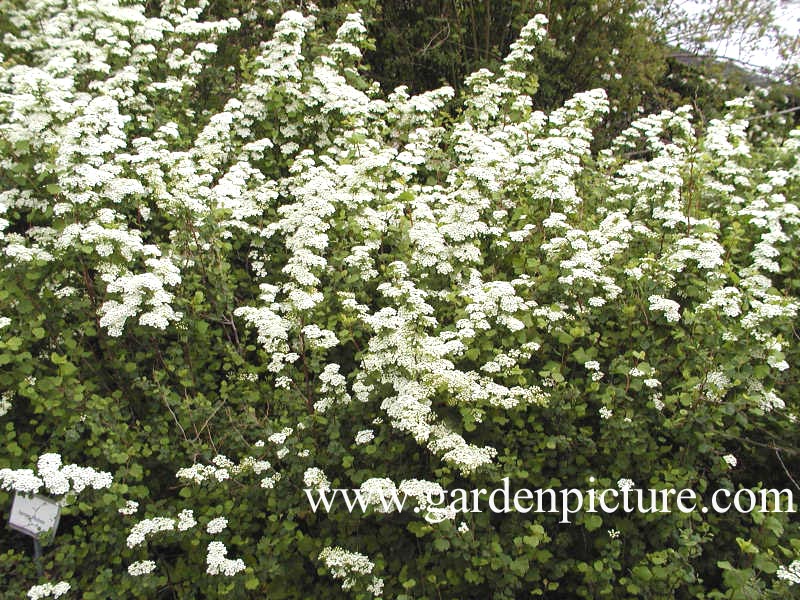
left=316, top=363, right=351, bottom=413
left=98, top=259, right=183, bottom=336
left=0, top=391, right=12, bottom=417
left=206, top=517, right=228, bottom=535
left=268, top=428, right=293, bottom=445
left=175, top=463, right=230, bottom=484
left=233, top=304, right=289, bottom=355
left=26, top=581, right=70, bottom=599
left=175, top=453, right=271, bottom=485
left=118, top=500, right=139, bottom=516
left=303, top=467, right=330, bottom=491
left=399, top=478, right=457, bottom=523
left=358, top=478, right=400, bottom=513
left=356, top=264, right=545, bottom=474
left=354, top=429, right=374, bottom=445
left=126, top=517, right=175, bottom=548
left=777, top=560, right=800, bottom=585
left=127, top=560, right=157, bottom=576
left=648, top=295, right=681, bottom=323
left=260, top=473, right=282, bottom=489
left=0, top=0, right=245, bottom=337
left=177, top=509, right=197, bottom=531
left=329, top=12, right=368, bottom=64
left=427, top=425, right=499, bottom=475
left=0, top=453, right=112, bottom=496
left=206, top=541, right=245, bottom=576
left=302, top=324, right=339, bottom=349
left=318, top=546, right=383, bottom=596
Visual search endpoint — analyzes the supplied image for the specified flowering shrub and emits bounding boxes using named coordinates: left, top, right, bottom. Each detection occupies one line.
left=0, top=1, right=798, bottom=598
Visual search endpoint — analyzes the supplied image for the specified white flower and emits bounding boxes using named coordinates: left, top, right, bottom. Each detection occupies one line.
left=212, top=455, right=234, bottom=469
left=0, top=468, right=43, bottom=494
left=176, top=464, right=221, bottom=484
left=652, top=394, right=665, bottom=411
left=37, top=454, right=62, bottom=473
left=358, top=478, right=399, bottom=513
left=177, top=509, right=197, bottom=531
left=127, top=517, right=175, bottom=548
left=252, top=460, right=271, bottom=474
left=303, top=467, right=330, bottom=490
left=260, top=473, right=282, bottom=489
left=588, top=296, right=606, bottom=307
left=777, top=560, right=800, bottom=585
left=723, top=454, right=737, bottom=468
left=27, top=581, right=70, bottom=599
left=367, top=576, right=384, bottom=597
left=128, top=560, right=157, bottom=576
left=206, top=517, right=228, bottom=534
left=0, top=455, right=112, bottom=496
left=206, top=541, right=246, bottom=576
left=301, top=324, right=339, bottom=349
left=648, top=295, right=681, bottom=323
left=354, top=429, right=374, bottom=445
left=119, top=500, right=139, bottom=516
left=319, top=546, right=376, bottom=591
left=599, top=406, right=613, bottom=419
left=268, top=428, right=293, bottom=445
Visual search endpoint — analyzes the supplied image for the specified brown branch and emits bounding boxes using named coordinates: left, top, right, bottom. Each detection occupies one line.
left=774, top=447, right=800, bottom=493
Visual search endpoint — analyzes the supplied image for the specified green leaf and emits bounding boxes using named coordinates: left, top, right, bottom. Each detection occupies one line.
left=584, top=514, right=603, bottom=531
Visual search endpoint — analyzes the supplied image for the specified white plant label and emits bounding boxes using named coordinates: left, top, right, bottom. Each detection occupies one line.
left=8, top=493, right=60, bottom=539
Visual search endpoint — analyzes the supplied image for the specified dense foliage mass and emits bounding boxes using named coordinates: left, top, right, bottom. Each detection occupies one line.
left=0, top=1, right=799, bottom=598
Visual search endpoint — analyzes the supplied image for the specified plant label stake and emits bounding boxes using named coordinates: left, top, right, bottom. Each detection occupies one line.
left=8, top=493, right=61, bottom=576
